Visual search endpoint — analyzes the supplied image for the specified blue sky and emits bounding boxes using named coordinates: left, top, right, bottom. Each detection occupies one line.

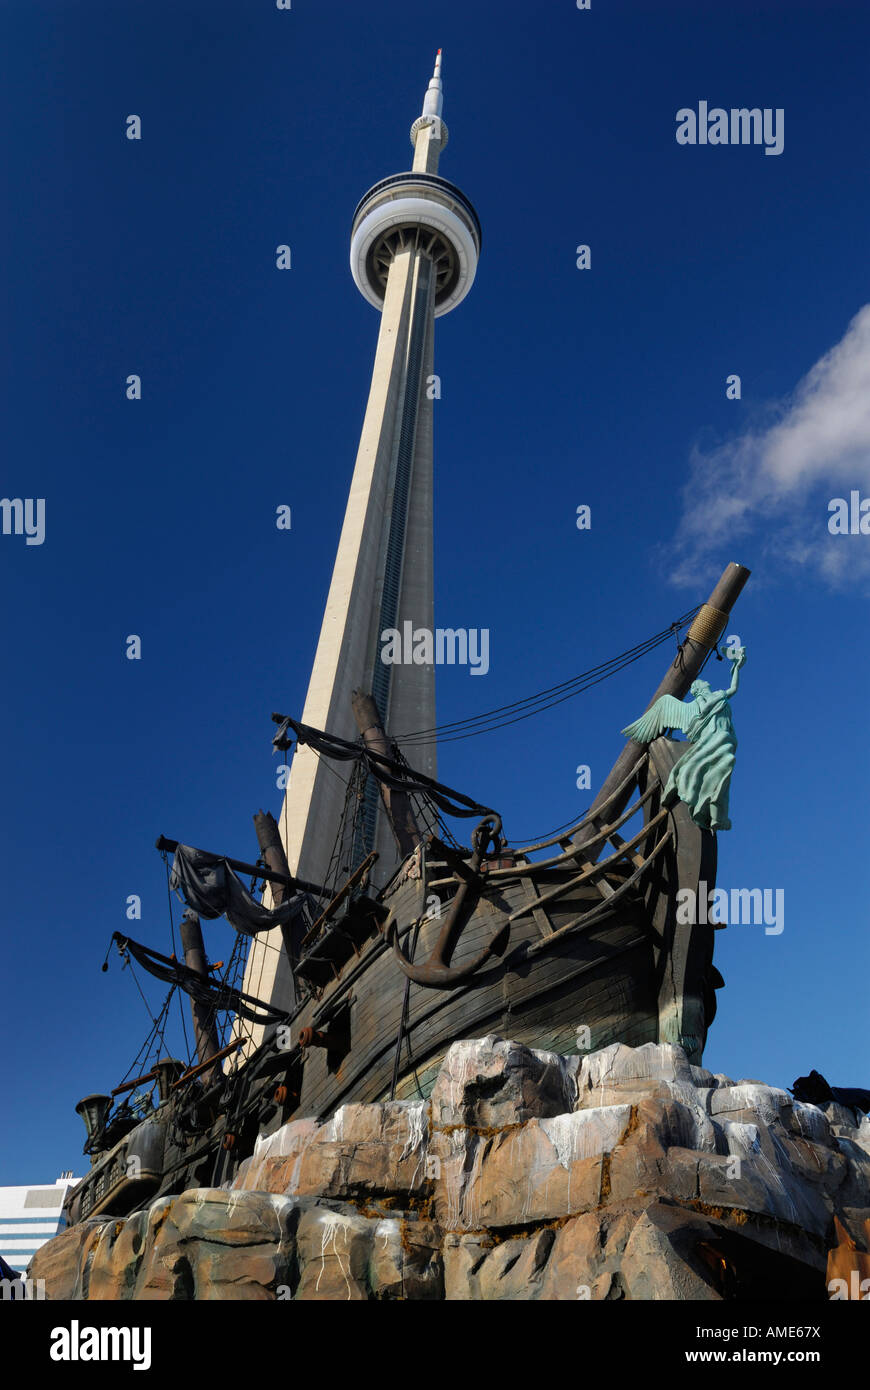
left=1, top=0, right=868, bottom=1185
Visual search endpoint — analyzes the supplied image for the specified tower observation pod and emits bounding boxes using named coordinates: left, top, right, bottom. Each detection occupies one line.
left=239, top=54, right=481, bottom=1035
left=350, top=51, right=481, bottom=317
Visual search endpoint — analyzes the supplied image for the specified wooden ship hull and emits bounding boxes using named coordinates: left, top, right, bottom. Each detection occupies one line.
left=280, top=739, right=719, bottom=1116
left=66, top=739, right=718, bottom=1226
left=64, top=566, right=746, bottom=1229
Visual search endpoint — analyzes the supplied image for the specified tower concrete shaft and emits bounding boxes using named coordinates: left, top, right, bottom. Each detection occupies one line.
left=240, top=54, right=480, bottom=1028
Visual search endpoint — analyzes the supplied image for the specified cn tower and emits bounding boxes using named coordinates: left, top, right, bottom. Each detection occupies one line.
left=243, top=54, right=481, bottom=1020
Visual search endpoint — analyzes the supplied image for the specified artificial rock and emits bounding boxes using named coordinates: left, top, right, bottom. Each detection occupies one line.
left=30, top=1037, right=870, bottom=1300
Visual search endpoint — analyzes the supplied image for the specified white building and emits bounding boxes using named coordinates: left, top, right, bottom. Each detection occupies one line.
left=0, top=1172, right=82, bottom=1276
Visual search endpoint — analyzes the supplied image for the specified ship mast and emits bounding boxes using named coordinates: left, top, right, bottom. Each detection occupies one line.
left=572, top=562, right=751, bottom=853
left=179, top=910, right=221, bottom=1083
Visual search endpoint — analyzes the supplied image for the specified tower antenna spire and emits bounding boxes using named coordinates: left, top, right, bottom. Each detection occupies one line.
left=410, top=49, right=448, bottom=168
left=422, top=49, right=444, bottom=119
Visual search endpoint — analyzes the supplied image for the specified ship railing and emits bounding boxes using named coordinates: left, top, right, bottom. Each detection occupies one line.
left=521, top=825, right=673, bottom=958
left=417, top=750, right=673, bottom=955
left=286, top=751, right=672, bottom=992
left=508, top=753, right=652, bottom=856
left=423, top=754, right=660, bottom=889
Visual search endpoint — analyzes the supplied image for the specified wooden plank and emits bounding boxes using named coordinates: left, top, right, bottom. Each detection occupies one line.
left=518, top=873, right=554, bottom=938
left=484, top=780, right=660, bottom=880
left=290, top=905, right=656, bottom=1118
left=264, top=828, right=673, bottom=1121
left=524, top=828, right=672, bottom=957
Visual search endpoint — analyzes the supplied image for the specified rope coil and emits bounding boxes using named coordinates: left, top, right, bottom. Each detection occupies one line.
left=686, top=604, right=728, bottom=649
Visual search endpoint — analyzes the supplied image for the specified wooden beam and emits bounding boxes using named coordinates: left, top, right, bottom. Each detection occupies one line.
left=170, top=1039, right=243, bottom=1090
left=298, top=851, right=379, bottom=950
left=155, top=835, right=328, bottom=899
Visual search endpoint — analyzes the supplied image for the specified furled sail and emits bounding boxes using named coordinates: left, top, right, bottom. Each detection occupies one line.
left=272, top=716, right=494, bottom=820
left=112, top=933, right=290, bottom=1027
left=169, top=843, right=315, bottom=936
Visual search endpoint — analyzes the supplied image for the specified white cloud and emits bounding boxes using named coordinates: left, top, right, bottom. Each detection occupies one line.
left=671, top=304, right=870, bottom=588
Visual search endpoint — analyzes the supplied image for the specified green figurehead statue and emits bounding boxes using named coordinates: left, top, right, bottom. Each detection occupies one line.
left=621, top=646, right=746, bottom=831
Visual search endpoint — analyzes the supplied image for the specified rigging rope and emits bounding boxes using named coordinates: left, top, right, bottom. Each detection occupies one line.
left=390, top=744, right=462, bottom=851
left=395, top=608, right=702, bottom=746
left=109, top=938, right=179, bottom=1096
left=500, top=633, right=720, bottom=847
left=504, top=804, right=592, bottom=849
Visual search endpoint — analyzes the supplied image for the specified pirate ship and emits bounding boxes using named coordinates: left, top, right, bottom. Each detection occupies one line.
left=64, top=55, right=752, bottom=1228
left=66, top=561, right=750, bottom=1226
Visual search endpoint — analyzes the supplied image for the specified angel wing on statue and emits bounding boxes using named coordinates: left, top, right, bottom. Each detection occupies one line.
left=621, top=647, right=746, bottom=832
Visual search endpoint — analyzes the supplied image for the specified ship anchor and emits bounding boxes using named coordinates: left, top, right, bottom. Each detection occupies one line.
left=386, top=814, right=509, bottom=988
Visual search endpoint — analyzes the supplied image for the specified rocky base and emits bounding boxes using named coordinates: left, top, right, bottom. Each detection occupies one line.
left=32, top=1039, right=870, bottom=1300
